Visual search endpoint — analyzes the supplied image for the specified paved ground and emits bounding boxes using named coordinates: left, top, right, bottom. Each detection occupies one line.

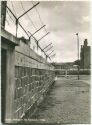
left=28, top=75, right=91, bottom=124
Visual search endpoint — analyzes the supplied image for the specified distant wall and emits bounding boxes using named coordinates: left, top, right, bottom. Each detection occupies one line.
left=55, top=69, right=91, bottom=76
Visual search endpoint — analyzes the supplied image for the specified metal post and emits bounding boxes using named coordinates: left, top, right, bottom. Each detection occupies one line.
left=42, top=43, right=52, bottom=51
left=28, top=25, right=46, bottom=40
left=50, top=53, right=56, bottom=58
left=46, top=55, right=47, bottom=60
left=17, top=2, right=39, bottom=37
left=38, top=32, right=50, bottom=42
left=37, top=41, right=38, bottom=50
left=7, top=5, right=50, bottom=60
left=45, top=46, right=53, bottom=52
left=30, top=25, right=46, bottom=36
left=76, top=33, right=80, bottom=80
left=16, top=19, right=18, bottom=37
left=48, top=50, right=54, bottom=56
left=17, top=2, right=40, bottom=20
left=36, top=32, right=49, bottom=52
left=1, top=1, right=7, bottom=28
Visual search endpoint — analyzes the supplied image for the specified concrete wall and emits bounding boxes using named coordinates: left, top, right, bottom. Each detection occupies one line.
left=1, top=37, right=16, bottom=122
left=13, top=40, right=55, bottom=120
left=1, top=29, right=55, bottom=123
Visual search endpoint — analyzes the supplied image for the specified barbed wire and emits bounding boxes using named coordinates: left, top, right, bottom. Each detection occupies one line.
left=31, top=1, right=47, bottom=33
left=6, top=1, right=54, bottom=61
left=6, top=18, right=10, bottom=25
left=6, top=9, right=15, bottom=23
left=20, top=1, right=37, bottom=31
left=11, top=1, right=17, bottom=17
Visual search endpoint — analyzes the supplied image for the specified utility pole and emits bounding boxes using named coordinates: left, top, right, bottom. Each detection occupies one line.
left=76, top=33, right=80, bottom=80
left=1, top=1, right=7, bottom=28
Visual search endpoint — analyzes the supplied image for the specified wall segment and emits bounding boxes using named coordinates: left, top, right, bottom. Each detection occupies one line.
left=1, top=29, right=55, bottom=122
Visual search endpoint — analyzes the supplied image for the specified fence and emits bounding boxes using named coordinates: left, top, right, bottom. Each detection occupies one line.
left=5, top=1, right=52, bottom=61
left=55, top=69, right=91, bottom=76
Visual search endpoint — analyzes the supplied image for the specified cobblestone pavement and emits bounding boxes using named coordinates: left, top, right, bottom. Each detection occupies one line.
left=30, top=75, right=91, bottom=124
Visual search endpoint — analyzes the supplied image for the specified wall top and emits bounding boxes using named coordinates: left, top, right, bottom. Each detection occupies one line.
left=1, top=28, right=20, bottom=46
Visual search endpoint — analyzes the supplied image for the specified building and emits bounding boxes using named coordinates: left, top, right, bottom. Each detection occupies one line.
left=80, top=39, right=91, bottom=69
left=53, top=62, right=75, bottom=70
left=52, top=62, right=78, bottom=76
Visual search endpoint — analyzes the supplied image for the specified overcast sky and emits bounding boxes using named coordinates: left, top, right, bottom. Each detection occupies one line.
left=6, top=1, right=91, bottom=62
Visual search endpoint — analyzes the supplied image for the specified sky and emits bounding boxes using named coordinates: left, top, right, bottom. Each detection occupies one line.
left=6, top=1, right=91, bottom=62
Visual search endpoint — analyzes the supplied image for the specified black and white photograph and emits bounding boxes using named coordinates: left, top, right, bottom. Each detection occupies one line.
left=1, top=1, right=91, bottom=124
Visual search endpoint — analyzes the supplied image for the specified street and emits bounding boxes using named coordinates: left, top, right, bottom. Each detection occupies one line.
left=29, top=75, right=90, bottom=124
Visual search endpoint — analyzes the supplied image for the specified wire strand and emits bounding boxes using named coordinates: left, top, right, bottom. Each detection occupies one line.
left=6, top=9, right=15, bottom=23
left=31, top=1, right=47, bottom=33
left=6, top=18, right=10, bottom=25
left=20, top=1, right=37, bottom=31
left=6, top=10, right=25, bottom=36
left=11, top=1, right=17, bottom=17
left=6, top=2, right=51, bottom=60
